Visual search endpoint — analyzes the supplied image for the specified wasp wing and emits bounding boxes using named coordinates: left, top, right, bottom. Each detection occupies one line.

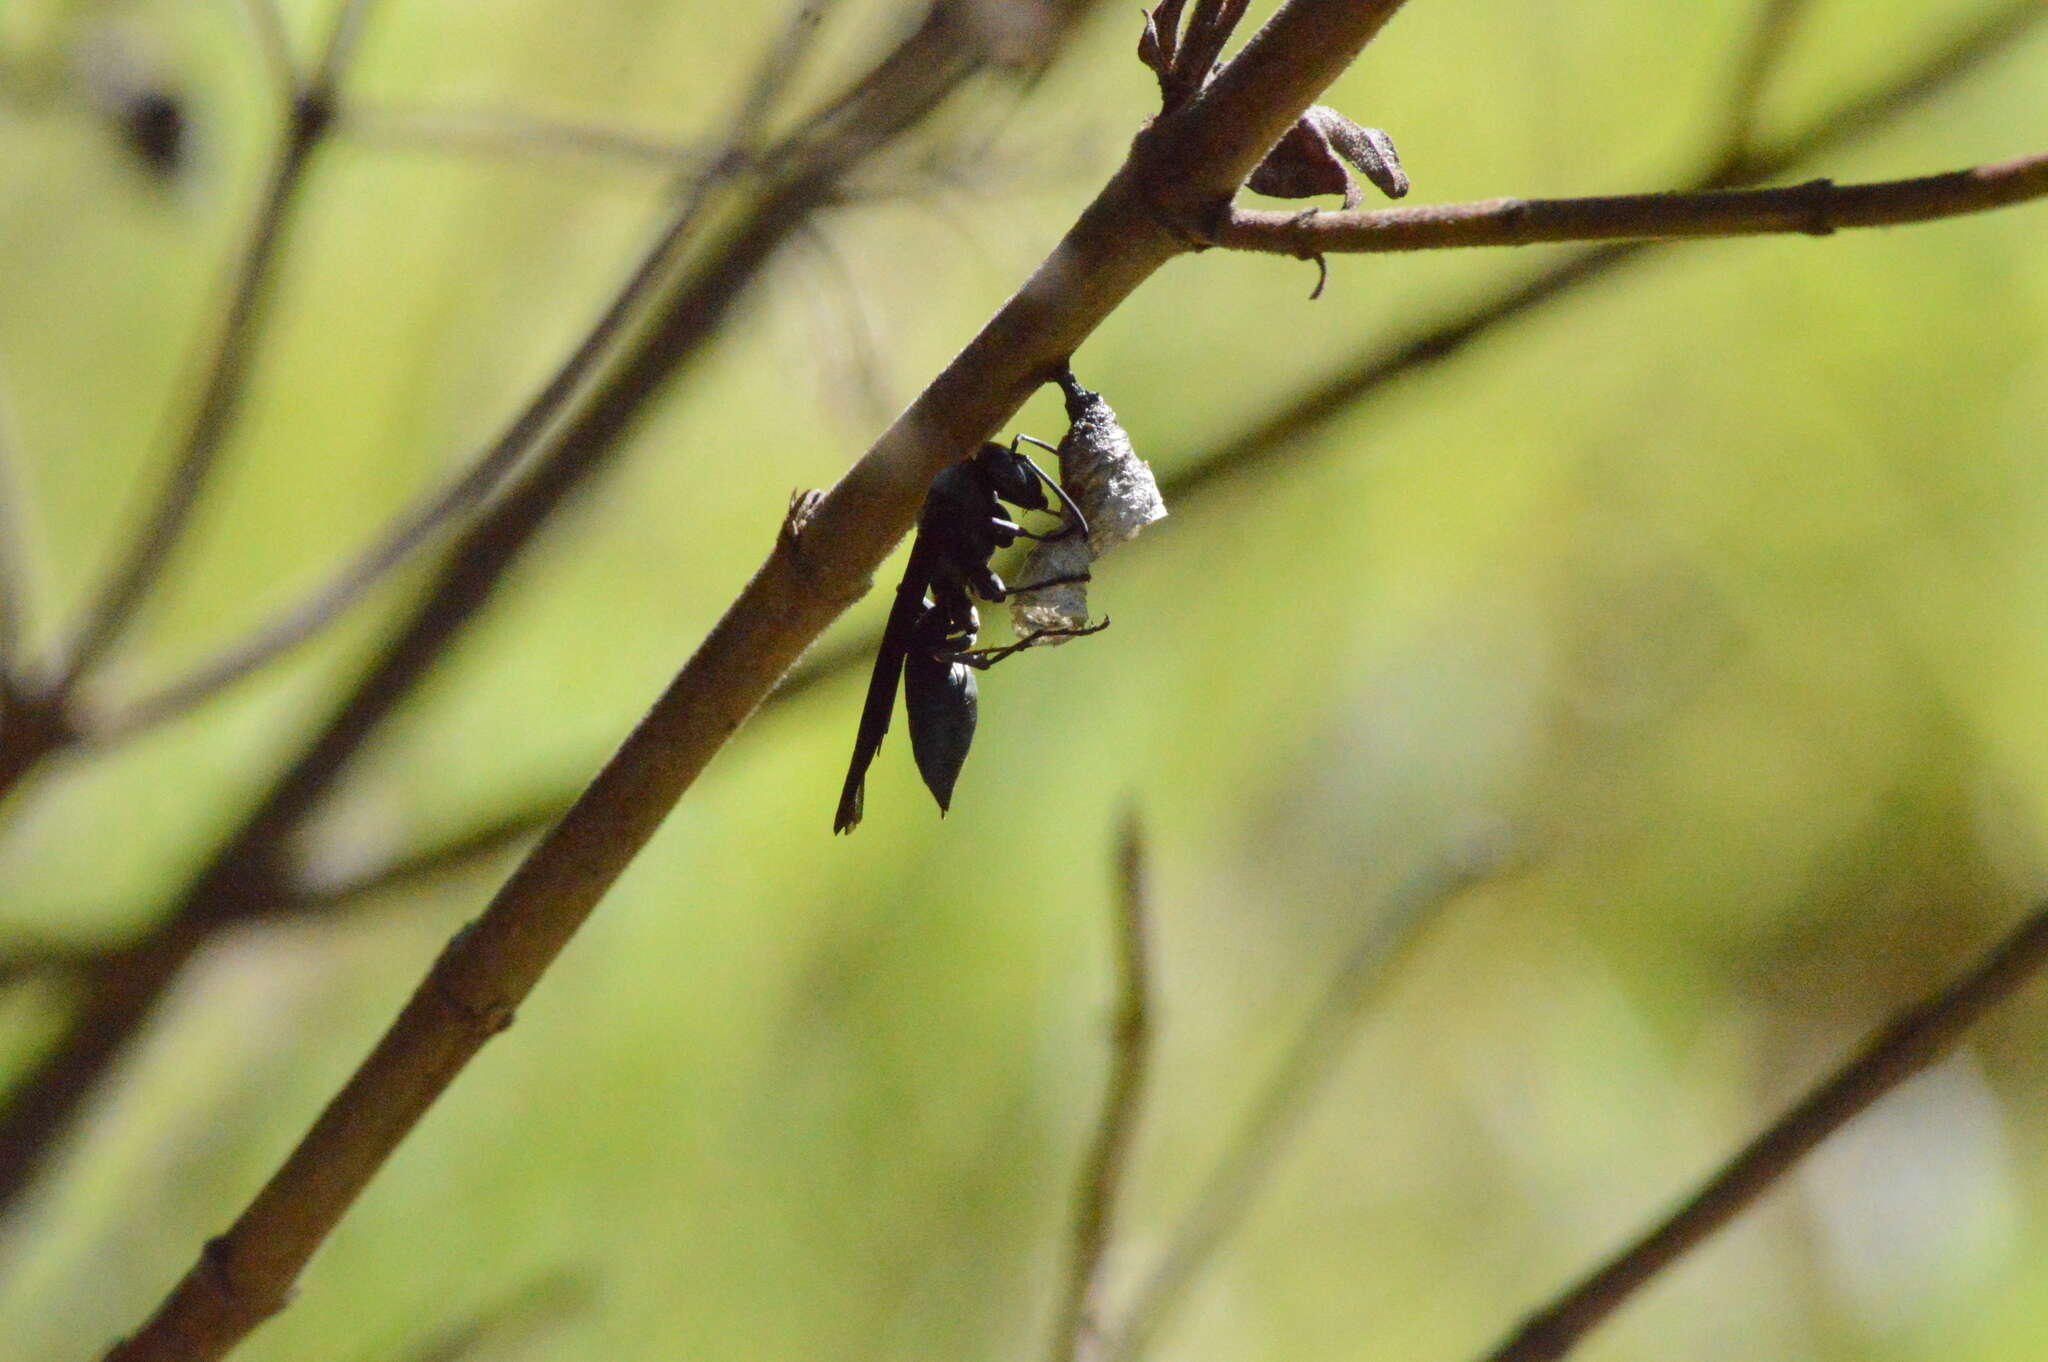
left=833, top=542, right=937, bottom=834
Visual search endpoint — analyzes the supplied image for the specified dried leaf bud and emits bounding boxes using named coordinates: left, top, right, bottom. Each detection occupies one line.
left=1247, top=107, right=1406, bottom=209
left=1010, top=372, right=1166, bottom=639
left=77, top=30, right=188, bottom=181
left=1319, top=111, right=1407, bottom=200
left=118, top=89, right=186, bottom=177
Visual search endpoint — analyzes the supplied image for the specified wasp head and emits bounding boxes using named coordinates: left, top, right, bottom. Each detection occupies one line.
left=972, top=441, right=1051, bottom=513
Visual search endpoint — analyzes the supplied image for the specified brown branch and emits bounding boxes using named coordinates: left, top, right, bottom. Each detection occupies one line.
left=1203, top=150, right=2048, bottom=256
left=48, top=3, right=366, bottom=695
left=1100, top=849, right=1492, bottom=1362
left=100, top=4, right=1420, bottom=1357
left=75, top=203, right=699, bottom=742
left=1479, top=898, right=2048, bottom=1362
left=1047, top=811, right=1157, bottom=1362
left=0, top=0, right=979, bottom=1222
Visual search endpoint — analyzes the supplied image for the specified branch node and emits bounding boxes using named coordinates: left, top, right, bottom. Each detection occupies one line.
left=425, top=931, right=519, bottom=1039
left=1800, top=176, right=1838, bottom=234
left=1144, top=167, right=1225, bottom=249
left=292, top=89, right=335, bottom=144
left=199, top=1235, right=290, bottom=1321
left=428, top=978, right=518, bottom=1038
left=779, top=488, right=827, bottom=558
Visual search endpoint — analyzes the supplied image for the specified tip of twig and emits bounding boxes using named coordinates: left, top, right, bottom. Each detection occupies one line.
left=1117, top=804, right=1147, bottom=908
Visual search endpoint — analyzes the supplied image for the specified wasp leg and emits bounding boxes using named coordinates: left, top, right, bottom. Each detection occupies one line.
left=998, top=571, right=1091, bottom=598
left=940, top=619, right=1111, bottom=670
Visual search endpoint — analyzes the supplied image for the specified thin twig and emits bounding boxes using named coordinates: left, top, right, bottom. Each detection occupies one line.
left=75, top=1, right=842, bottom=744
left=370, top=1270, right=594, bottom=1362
left=101, top=5, right=1421, bottom=1356
left=1100, top=849, right=1494, bottom=1362
left=335, top=103, right=704, bottom=168
left=1479, top=898, right=2048, bottom=1362
left=1175, top=0, right=1252, bottom=101
left=728, top=0, right=837, bottom=148
left=310, top=0, right=381, bottom=96
left=0, top=0, right=977, bottom=1220
left=236, top=0, right=300, bottom=110
left=1047, top=811, right=1157, bottom=1362
left=0, top=808, right=555, bottom=997
left=1203, top=150, right=2048, bottom=255
left=793, top=222, right=899, bottom=433
left=289, top=805, right=562, bottom=911
left=48, top=4, right=367, bottom=696
left=1712, top=0, right=1816, bottom=171
left=0, top=941, right=107, bottom=991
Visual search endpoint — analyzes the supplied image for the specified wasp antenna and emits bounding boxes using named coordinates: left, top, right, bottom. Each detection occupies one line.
left=1014, top=443, right=1090, bottom=544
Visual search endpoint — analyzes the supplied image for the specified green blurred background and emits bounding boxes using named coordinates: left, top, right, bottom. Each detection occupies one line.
left=3, top=0, right=2048, bottom=1358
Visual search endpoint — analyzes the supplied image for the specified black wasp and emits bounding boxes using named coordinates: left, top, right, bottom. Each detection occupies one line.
left=834, top=430, right=1102, bottom=833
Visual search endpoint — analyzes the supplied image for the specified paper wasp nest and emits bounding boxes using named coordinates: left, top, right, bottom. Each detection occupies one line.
left=1010, top=372, right=1166, bottom=639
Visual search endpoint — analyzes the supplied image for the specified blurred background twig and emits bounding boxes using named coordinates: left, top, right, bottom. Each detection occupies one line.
left=1481, top=899, right=2048, bottom=1362
left=1046, top=811, right=1157, bottom=1362
left=1102, top=845, right=1498, bottom=1362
